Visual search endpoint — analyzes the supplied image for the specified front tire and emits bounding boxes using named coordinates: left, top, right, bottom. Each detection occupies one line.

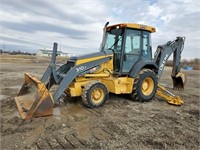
left=81, top=81, right=109, bottom=108
left=130, top=69, right=157, bottom=102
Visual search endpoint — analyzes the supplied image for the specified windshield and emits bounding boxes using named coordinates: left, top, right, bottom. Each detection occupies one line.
left=101, top=28, right=123, bottom=72
left=103, top=28, right=123, bottom=52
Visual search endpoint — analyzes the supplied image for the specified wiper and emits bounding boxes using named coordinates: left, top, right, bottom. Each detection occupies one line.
left=108, top=36, right=122, bottom=50
left=108, top=31, right=124, bottom=50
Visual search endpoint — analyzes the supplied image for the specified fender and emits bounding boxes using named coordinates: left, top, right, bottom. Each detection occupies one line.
left=53, top=57, right=111, bottom=101
left=130, top=60, right=158, bottom=77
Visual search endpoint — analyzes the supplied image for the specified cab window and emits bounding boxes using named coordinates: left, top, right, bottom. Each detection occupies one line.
left=142, top=31, right=151, bottom=59
left=122, top=29, right=141, bottom=72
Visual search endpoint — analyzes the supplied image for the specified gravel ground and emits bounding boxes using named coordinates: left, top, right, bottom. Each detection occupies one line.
left=0, top=55, right=199, bottom=149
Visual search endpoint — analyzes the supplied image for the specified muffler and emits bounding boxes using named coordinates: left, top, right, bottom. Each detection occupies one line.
left=15, top=73, right=54, bottom=120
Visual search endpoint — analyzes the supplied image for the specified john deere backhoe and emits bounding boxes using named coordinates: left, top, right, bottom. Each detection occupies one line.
left=15, top=22, right=186, bottom=119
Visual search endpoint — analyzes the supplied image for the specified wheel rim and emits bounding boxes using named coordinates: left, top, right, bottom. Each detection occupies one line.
left=141, top=77, right=154, bottom=96
left=91, top=88, right=104, bottom=104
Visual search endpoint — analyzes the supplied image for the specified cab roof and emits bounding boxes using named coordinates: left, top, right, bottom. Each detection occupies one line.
left=106, top=23, right=156, bottom=33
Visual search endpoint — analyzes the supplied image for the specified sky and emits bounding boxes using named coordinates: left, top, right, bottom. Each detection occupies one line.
left=1, top=0, right=200, bottom=59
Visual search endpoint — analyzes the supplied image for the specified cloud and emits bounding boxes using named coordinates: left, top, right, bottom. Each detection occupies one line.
left=4, top=21, right=88, bottom=37
left=148, top=3, right=162, bottom=17
left=1, top=0, right=199, bottom=58
left=1, top=0, right=110, bottom=54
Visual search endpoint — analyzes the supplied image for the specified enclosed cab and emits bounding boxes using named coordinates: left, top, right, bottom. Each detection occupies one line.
left=101, top=23, right=157, bottom=76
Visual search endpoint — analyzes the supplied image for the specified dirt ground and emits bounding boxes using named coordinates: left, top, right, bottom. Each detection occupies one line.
left=0, top=55, right=199, bottom=149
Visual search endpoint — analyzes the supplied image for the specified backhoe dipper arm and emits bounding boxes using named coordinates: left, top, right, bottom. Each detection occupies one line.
left=154, top=37, right=185, bottom=79
left=154, top=37, right=186, bottom=89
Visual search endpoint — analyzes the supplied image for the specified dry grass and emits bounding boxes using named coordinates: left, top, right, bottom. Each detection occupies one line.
left=0, top=54, right=68, bottom=64
left=166, top=58, right=200, bottom=70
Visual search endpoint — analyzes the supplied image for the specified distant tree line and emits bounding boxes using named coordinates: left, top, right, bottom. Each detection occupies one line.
left=0, top=49, right=199, bottom=70
left=0, top=49, right=36, bottom=55
left=166, top=58, right=200, bottom=70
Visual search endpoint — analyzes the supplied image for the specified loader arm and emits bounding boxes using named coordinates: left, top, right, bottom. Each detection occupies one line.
left=15, top=42, right=112, bottom=119
left=41, top=43, right=60, bottom=84
left=154, top=37, right=186, bottom=89
left=53, top=57, right=111, bottom=101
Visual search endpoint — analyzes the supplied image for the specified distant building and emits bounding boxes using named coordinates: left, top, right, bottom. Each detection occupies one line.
left=36, top=49, right=68, bottom=57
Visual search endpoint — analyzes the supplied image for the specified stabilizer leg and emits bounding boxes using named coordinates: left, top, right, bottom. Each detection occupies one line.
left=156, top=84, right=184, bottom=106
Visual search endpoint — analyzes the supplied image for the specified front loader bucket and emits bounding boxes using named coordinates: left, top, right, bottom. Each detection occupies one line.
left=172, top=72, right=186, bottom=90
left=15, top=73, right=54, bottom=120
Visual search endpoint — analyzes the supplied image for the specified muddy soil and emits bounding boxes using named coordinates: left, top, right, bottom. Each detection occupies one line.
left=0, top=55, right=199, bottom=149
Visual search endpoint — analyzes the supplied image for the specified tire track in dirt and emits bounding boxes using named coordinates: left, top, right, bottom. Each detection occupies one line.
left=1, top=58, right=200, bottom=149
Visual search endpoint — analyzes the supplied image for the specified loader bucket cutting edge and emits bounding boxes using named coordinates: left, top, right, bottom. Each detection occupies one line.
left=15, top=73, right=54, bottom=120
left=172, top=72, right=186, bottom=90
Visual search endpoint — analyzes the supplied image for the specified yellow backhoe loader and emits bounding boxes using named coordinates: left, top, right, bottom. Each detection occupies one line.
left=15, top=22, right=186, bottom=119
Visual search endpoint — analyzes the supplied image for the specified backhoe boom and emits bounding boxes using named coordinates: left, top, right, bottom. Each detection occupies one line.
left=154, top=37, right=186, bottom=89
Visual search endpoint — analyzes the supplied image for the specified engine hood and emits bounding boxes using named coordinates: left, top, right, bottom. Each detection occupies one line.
left=70, top=50, right=113, bottom=61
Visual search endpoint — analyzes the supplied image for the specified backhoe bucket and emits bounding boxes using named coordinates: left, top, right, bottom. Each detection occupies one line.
left=172, top=72, right=186, bottom=90
left=15, top=73, right=54, bottom=120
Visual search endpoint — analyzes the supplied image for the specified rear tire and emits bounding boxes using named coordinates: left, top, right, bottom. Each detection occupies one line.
left=81, top=81, right=109, bottom=108
left=130, top=69, right=157, bottom=102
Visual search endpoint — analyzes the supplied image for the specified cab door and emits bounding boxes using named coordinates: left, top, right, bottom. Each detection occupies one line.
left=122, top=29, right=141, bottom=73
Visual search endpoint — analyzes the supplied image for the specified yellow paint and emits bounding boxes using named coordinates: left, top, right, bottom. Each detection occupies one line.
left=66, top=76, right=134, bottom=97
left=76, top=54, right=113, bottom=65
left=141, top=77, right=154, bottom=96
left=75, top=54, right=114, bottom=81
left=84, top=74, right=110, bottom=77
left=68, top=78, right=184, bottom=106
left=24, top=73, right=54, bottom=104
left=66, top=80, right=90, bottom=97
left=91, top=88, right=105, bottom=104
left=101, top=77, right=134, bottom=94
left=94, top=58, right=113, bottom=74
left=106, top=23, right=156, bottom=33
left=156, top=84, right=184, bottom=105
